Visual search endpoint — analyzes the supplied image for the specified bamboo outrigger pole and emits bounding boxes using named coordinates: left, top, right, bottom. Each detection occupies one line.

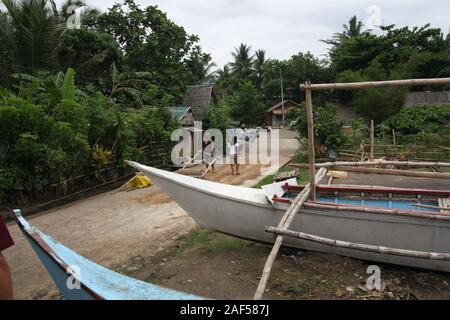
left=266, top=227, right=450, bottom=261
left=253, top=168, right=327, bottom=300
left=290, top=161, right=450, bottom=169
left=299, top=78, right=450, bottom=91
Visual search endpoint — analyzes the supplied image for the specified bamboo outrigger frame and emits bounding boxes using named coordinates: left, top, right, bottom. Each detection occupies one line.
left=253, top=77, right=450, bottom=300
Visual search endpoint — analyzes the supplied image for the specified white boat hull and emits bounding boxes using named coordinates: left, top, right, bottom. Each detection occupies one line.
left=127, top=161, right=450, bottom=272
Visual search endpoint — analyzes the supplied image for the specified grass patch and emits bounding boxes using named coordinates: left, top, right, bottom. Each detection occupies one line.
left=175, top=229, right=216, bottom=255
left=252, top=165, right=311, bottom=189
left=175, top=228, right=252, bottom=255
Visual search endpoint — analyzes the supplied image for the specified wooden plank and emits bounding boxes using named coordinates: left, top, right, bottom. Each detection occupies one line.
left=265, top=227, right=450, bottom=261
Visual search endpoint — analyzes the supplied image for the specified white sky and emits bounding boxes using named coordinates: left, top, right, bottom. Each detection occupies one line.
left=86, top=0, right=449, bottom=67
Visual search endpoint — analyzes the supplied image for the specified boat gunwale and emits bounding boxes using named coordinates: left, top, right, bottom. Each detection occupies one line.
left=12, top=210, right=103, bottom=300
left=127, top=161, right=273, bottom=208
left=127, top=161, right=450, bottom=222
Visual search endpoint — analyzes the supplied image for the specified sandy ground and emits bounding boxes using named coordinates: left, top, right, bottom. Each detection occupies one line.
left=4, top=129, right=299, bottom=299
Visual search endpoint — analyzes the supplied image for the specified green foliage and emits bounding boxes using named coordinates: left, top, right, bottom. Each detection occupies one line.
left=61, top=68, right=76, bottom=102
left=87, top=0, right=211, bottom=101
left=207, top=100, right=232, bottom=133
left=55, top=29, right=123, bottom=86
left=337, top=60, right=408, bottom=122
left=230, top=81, right=265, bottom=125
left=0, top=74, right=178, bottom=204
left=382, top=105, right=450, bottom=135
left=288, top=103, right=345, bottom=147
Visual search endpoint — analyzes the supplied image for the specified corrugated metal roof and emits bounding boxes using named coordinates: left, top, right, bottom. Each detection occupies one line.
left=169, top=106, right=191, bottom=121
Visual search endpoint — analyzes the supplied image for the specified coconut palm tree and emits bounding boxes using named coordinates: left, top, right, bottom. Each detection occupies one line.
left=0, top=0, right=62, bottom=72
left=230, top=43, right=254, bottom=83
left=323, top=16, right=368, bottom=46
left=201, top=61, right=218, bottom=84
left=0, top=0, right=99, bottom=75
left=253, top=49, right=267, bottom=88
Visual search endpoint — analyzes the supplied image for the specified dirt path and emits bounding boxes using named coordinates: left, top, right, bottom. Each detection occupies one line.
left=4, top=130, right=299, bottom=299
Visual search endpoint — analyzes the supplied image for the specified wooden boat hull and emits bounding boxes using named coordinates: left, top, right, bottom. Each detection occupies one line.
left=127, top=161, right=450, bottom=272
left=12, top=209, right=203, bottom=300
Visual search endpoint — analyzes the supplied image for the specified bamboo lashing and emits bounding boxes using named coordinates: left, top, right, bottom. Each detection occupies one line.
left=265, top=227, right=450, bottom=261
left=300, top=78, right=450, bottom=91
left=253, top=168, right=327, bottom=300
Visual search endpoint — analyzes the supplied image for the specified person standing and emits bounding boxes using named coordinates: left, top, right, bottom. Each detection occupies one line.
left=209, top=136, right=216, bottom=173
left=0, top=215, right=14, bottom=300
left=229, top=136, right=240, bottom=176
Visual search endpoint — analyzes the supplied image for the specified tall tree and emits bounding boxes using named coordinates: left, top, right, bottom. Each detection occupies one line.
left=325, top=16, right=367, bottom=46
left=230, top=43, right=254, bottom=84
left=0, top=0, right=62, bottom=73
left=87, top=0, right=211, bottom=102
left=253, top=49, right=267, bottom=88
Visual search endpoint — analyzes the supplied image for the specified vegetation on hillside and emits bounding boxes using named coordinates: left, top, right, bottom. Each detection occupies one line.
left=1, top=1, right=449, bottom=205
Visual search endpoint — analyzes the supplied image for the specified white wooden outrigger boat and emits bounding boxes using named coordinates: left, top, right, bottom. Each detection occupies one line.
left=126, top=160, right=450, bottom=273
left=129, top=77, right=450, bottom=300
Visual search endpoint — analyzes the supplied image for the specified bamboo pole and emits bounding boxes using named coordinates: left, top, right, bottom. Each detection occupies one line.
left=370, top=120, right=375, bottom=162
left=290, top=161, right=450, bottom=169
left=265, top=227, right=450, bottom=260
left=302, top=202, right=450, bottom=221
left=305, top=83, right=317, bottom=201
left=331, top=166, right=450, bottom=180
left=299, top=78, right=450, bottom=91
left=253, top=168, right=327, bottom=300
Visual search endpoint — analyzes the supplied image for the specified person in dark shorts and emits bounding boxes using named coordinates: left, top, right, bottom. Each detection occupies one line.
left=0, top=215, right=14, bottom=300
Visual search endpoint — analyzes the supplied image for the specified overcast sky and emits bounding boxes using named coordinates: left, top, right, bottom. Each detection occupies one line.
left=90, top=0, right=449, bottom=67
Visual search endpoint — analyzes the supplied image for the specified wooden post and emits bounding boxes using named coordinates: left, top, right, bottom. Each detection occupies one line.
left=370, top=120, right=375, bottom=162
left=392, top=129, right=397, bottom=147
left=305, top=82, right=317, bottom=200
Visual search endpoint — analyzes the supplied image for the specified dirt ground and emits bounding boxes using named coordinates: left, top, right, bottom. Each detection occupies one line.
left=3, top=130, right=299, bottom=300
left=116, top=229, right=450, bottom=300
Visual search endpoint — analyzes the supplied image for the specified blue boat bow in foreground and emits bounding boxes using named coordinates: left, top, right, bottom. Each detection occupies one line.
left=12, top=209, right=203, bottom=300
